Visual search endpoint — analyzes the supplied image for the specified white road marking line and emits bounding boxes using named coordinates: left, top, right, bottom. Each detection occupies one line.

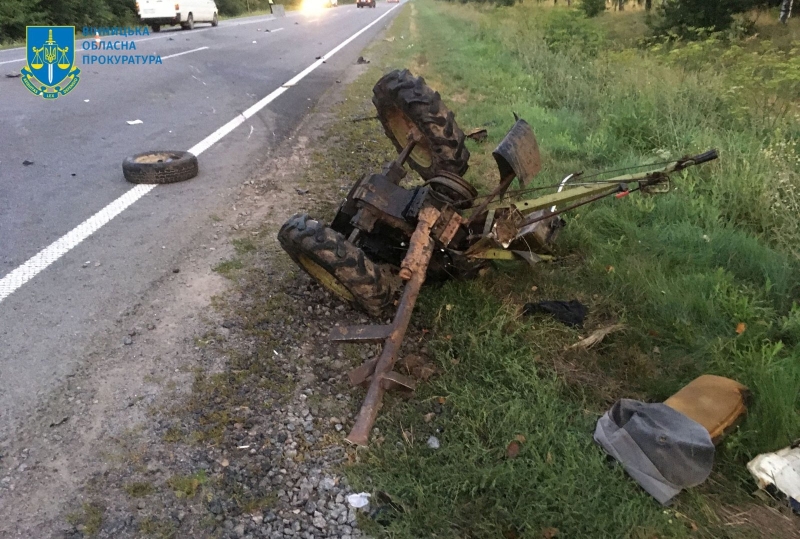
left=0, top=185, right=156, bottom=302
left=161, top=46, right=209, bottom=60
left=271, top=28, right=285, bottom=32
left=0, top=58, right=24, bottom=65
left=0, top=2, right=402, bottom=304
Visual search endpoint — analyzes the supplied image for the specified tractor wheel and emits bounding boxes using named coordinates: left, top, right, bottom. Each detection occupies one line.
left=278, top=214, right=395, bottom=317
left=372, top=69, right=469, bottom=180
left=122, top=151, right=199, bottom=184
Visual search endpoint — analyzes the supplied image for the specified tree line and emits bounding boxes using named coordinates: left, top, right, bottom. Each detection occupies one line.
left=440, top=0, right=787, bottom=37
left=0, top=0, right=287, bottom=43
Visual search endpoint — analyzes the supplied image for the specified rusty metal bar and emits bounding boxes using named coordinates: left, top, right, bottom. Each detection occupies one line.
left=396, top=138, right=418, bottom=167
left=345, top=207, right=440, bottom=447
left=349, top=358, right=378, bottom=386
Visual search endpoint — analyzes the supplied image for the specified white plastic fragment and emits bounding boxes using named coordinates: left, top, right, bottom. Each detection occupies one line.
left=126, top=119, right=143, bottom=125
left=346, top=492, right=371, bottom=508
left=747, top=445, right=800, bottom=507
left=427, top=436, right=440, bottom=449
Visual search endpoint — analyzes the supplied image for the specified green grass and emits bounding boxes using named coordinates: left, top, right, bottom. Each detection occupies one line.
left=139, top=516, right=178, bottom=538
left=337, top=1, right=800, bottom=537
left=123, top=481, right=155, bottom=498
left=213, top=258, right=244, bottom=275
left=166, top=470, right=208, bottom=499
left=66, top=502, right=105, bottom=536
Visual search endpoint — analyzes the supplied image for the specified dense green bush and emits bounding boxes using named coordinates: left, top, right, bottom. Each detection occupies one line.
left=650, top=0, right=784, bottom=38
left=579, top=0, right=606, bottom=17
left=542, top=9, right=604, bottom=56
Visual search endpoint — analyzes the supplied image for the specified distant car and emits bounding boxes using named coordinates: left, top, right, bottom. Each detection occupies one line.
left=356, top=0, right=376, bottom=7
left=136, top=0, right=219, bottom=32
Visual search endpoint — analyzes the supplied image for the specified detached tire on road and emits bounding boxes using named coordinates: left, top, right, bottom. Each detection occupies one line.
left=278, top=214, right=395, bottom=318
left=373, top=69, right=470, bottom=180
left=122, top=151, right=199, bottom=184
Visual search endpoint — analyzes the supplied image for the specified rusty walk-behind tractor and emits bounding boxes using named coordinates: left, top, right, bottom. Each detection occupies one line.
left=278, top=69, right=718, bottom=446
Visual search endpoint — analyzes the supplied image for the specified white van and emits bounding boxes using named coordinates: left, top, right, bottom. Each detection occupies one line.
left=136, top=0, right=219, bottom=32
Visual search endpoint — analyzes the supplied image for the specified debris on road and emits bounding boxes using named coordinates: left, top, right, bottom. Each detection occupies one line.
left=49, top=416, right=69, bottom=427
left=126, top=119, right=143, bottom=125
left=523, top=300, right=587, bottom=328
left=122, top=151, right=199, bottom=184
left=22, top=160, right=34, bottom=166
left=747, top=444, right=800, bottom=513
left=5, top=72, right=21, bottom=78
left=357, top=56, right=370, bottom=64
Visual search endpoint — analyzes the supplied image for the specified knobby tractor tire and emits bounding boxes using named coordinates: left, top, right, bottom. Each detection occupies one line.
left=278, top=214, right=395, bottom=318
left=372, top=69, right=469, bottom=180
left=122, top=151, right=199, bottom=184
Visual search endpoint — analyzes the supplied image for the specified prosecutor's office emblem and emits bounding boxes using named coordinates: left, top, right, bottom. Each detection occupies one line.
left=22, top=26, right=81, bottom=99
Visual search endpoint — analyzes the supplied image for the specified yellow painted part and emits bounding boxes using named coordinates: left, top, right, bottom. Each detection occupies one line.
left=387, top=111, right=433, bottom=168
left=297, top=255, right=355, bottom=302
left=468, top=249, right=556, bottom=262
left=664, top=374, right=748, bottom=444
left=508, top=183, right=619, bottom=216
left=469, top=248, right=517, bottom=260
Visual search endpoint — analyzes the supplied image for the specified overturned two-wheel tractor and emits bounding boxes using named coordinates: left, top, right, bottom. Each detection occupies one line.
left=278, top=68, right=719, bottom=446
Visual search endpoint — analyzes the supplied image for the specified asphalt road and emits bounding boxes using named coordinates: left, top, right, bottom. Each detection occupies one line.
left=0, top=3, right=402, bottom=441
